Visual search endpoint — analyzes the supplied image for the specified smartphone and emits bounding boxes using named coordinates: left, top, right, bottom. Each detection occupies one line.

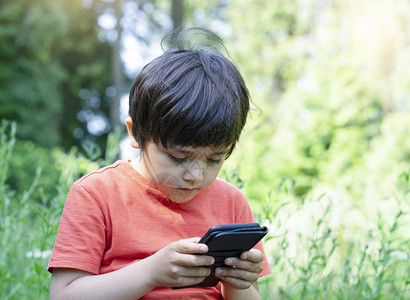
left=173, top=223, right=268, bottom=289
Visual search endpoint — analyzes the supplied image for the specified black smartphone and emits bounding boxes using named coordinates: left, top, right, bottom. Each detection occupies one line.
left=199, top=222, right=261, bottom=244
left=173, top=222, right=268, bottom=289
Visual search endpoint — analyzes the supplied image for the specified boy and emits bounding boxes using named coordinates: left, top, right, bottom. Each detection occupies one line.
left=48, top=27, right=271, bottom=299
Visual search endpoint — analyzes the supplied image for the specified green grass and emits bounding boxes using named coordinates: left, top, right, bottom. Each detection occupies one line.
left=0, top=121, right=69, bottom=298
left=256, top=183, right=409, bottom=299
left=0, top=121, right=409, bottom=299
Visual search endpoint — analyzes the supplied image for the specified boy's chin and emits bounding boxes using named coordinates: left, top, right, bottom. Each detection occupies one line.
left=167, top=188, right=199, bottom=203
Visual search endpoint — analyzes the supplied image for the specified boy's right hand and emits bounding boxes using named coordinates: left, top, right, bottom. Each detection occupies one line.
left=145, top=237, right=214, bottom=288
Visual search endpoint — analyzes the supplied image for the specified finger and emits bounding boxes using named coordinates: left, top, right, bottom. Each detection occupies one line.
left=180, top=266, right=211, bottom=278
left=173, top=239, right=208, bottom=254
left=215, top=267, right=258, bottom=282
left=240, top=249, right=263, bottom=262
left=172, top=275, right=208, bottom=288
left=168, top=267, right=211, bottom=287
left=223, top=257, right=263, bottom=274
left=217, top=275, right=253, bottom=290
left=175, top=253, right=214, bottom=267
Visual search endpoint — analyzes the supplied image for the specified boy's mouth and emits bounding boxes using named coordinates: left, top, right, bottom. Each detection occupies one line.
left=176, top=187, right=199, bottom=193
left=168, top=187, right=201, bottom=202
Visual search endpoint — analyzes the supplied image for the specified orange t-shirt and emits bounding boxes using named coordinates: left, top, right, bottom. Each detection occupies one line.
left=48, top=161, right=271, bottom=299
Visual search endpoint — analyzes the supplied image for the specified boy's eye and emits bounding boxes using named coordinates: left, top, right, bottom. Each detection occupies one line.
left=207, top=158, right=222, bottom=165
left=168, top=154, right=187, bottom=163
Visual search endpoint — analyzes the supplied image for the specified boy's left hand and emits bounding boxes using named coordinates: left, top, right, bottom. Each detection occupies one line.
left=214, top=249, right=263, bottom=289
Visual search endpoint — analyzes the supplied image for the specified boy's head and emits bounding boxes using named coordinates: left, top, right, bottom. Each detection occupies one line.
left=128, top=27, right=250, bottom=158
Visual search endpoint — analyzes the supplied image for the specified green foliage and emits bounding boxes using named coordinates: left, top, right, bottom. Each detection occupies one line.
left=0, top=0, right=66, bottom=147
left=56, top=0, right=113, bottom=150
left=0, top=120, right=121, bottom=299
left=224, top=0, right=410, bottom=200
left=252, top=180, right=409, bottom=299
left=220, top=0, right=410, bottom=298
left=6, top=140, right=60, bottom=202
left=3, top=122, right=123, bottom=205
left=0, top=0, right=112, bottom=150
left=0, top=121, right=62, bottom=298
left=1, top=0, right=410, bottom=299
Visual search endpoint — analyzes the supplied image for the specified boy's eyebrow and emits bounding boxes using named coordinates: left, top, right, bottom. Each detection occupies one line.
left=168, top=146, right=228, bottom=155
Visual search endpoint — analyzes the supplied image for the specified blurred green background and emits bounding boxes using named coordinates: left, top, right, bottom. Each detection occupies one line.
left=0, top=0, right=409, bottom=299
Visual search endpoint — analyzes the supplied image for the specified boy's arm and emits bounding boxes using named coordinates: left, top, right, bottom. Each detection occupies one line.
left=49, top=238, right=214, bottom=300
left=50, top=261, right=154, bottom=300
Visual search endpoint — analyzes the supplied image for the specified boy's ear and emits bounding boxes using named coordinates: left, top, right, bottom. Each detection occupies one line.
left=125, top=117, right=140, bottom=149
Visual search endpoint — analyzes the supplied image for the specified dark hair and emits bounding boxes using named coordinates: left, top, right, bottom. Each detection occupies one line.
left=128, top=27, right=250, bottom=157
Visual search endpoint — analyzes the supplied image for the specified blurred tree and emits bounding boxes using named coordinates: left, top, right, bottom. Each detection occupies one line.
left=104, top=0, right=187, bottom=130
left=184, top=0, right=230, bottom=33
left=0, top=0, right=66, bottom=147
left=1, top=0, right=246, bottom=198
left=0, top=0, right=112, bottom=150
left=57, top=0, right=113, bottom=150
left=0, top=0, right=231, bottom=152
left=172, top=0, right=184, bottom=30
left=110, top=0, right=123, bottom=131
left=224, top=0, right=410, bottom=203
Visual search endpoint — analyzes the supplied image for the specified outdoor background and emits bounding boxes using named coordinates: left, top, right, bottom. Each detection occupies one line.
left=0, top=0, right=409, bottom=299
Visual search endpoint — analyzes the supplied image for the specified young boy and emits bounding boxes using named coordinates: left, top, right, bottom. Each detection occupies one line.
left=48, top=27, right=271, bottom=299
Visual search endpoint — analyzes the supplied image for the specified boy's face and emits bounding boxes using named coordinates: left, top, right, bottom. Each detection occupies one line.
left=133, top=141, right=228, bottom=203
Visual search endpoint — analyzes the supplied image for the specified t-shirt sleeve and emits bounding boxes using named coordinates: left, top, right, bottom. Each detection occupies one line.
left=48, top=181, right=106, bottom=274
left=232, top=187, right=272, bottom=277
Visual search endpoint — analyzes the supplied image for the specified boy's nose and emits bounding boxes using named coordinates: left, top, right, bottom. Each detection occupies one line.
left=182, top=161, right=203, bottom=182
